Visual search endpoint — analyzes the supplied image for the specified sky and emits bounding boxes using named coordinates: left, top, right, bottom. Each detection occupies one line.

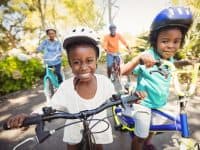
left=96, top=0, right=173, bottom=36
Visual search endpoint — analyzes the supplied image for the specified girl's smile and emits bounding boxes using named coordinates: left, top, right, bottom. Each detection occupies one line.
left=68, top=45, right=97, bottom=82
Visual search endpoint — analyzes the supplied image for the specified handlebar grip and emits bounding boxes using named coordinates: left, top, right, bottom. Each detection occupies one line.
left=3, top=115, right=42, bottom=130
left=23, top=115, right=42, bottom=126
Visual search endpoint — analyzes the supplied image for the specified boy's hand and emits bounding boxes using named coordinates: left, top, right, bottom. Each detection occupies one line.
left=126, top=46, right=132, bottom=54
left=134, top=91, right=147, bottom=104
left=139, top=53, right=156, bottom=68
left=6, top=114, right=28, bottom=129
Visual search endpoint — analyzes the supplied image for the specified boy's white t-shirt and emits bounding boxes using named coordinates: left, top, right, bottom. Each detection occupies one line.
left=49, top=74, right=115, bottom=144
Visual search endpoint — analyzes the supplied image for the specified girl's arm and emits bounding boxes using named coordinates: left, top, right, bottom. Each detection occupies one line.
left=121, top=53, right=156, bottom=75
left=121, top=55, right=141, bottom=75
left=37, top=40, right=47, bottom=52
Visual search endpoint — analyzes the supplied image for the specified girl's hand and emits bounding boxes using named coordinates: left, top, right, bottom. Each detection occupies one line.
left=139, top=53, right=156, bottom=68
left=134, top=91, right=147, bottom=104
left=6, top=114, right=28, bottom=129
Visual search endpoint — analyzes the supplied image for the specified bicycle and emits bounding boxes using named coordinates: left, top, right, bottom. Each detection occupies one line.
left=3, top=94, right=141, bottom=150
left=112, top=59, right=200, bottom=150
left=43, top=54, right=65, bottom=102
left=109, top=52, right=131, bottom=92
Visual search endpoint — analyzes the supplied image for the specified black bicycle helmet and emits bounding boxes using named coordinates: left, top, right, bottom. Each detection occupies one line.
left=150, top=7, right=193, bottom=32
left=63, top=27, right=101, bottom=58
left=109, top=24, right=116, bottom=30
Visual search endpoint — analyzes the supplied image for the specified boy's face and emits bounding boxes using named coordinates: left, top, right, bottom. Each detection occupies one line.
left=69, top=45, right=97, bottom=82
left=156, top=28, right=182, bottom=59
left=110, top=27, right=116, bottom=36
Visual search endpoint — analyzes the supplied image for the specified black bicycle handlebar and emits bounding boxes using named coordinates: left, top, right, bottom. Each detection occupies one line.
left=3, top=94, right=140, bottom=130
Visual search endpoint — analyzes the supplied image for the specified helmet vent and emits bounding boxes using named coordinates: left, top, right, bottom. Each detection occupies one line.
left=186, top=9, right=190, bottom=15
left=177, top=8, right=183, bottom=15
left=72, top=29, right=76, bottom=32
left=169, top=8, right=175, bottom=16
left=81, top=28, right=85, bottom=32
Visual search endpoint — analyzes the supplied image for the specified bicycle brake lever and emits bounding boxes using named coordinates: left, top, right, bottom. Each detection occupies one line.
left=150, top=69, right=170, bottom=79
left=42, top=107, right=56, bottom=115
left=13, top=136, right=38, bottom=150
left=35, top=121, right=52, bottom=143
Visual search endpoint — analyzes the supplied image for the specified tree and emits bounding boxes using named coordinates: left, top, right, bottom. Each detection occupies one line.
left=0, top=0, right=104, bottom=55
left=171, top=0, right=200, bottom=59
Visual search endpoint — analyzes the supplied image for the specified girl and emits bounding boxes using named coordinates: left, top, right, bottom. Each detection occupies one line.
left=6, top=27, right=145, bottom=150
left=121, top=7, right=193, bottom=150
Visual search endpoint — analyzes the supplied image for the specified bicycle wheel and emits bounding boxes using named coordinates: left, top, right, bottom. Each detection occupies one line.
left=179, top=138, right=200, bottom=150
left=79, top=121, right=95, bottom=150
left=45, top=78, right=54, bottom=100
left=110, top=72, right=115, bottom=82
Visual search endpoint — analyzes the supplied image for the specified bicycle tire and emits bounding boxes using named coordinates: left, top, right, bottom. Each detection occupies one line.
left=45, top=78, right=55, bottom=99
left=79, top=121, right=95, bottom=150
left=179, top=138, right=200, bottom=150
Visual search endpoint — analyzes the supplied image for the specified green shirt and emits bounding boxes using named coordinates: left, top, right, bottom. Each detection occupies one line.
left=133, top=48, right=173, bottom=108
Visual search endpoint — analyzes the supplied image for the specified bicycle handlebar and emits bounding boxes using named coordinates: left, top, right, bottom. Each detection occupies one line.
left=3, top=94, right=140, bottom=130
left=43, top=54, right=61, bottom=61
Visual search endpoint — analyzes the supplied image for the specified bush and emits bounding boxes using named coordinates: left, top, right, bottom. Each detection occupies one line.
left=0, top=56, right=44, bottom=96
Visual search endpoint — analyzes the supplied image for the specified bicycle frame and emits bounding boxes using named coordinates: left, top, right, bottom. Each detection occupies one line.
left=43, top=54, right=65, bottom=102
left=112, top=60, right=199, bottom=147
left=43, top=64, right=60, bottom=90
left=113, top=99, right=189, bottom=138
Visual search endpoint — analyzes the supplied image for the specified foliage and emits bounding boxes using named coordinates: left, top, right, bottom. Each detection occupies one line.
left=171, top=0, right=200, bottom=60
left=0, top=56, right=44, bottom=96
left=133, top=32, right=150, bottom=53
left=63, top=0, right=104, bottom=30
left=98, top=51, right=106, bottom=64
left=0, top=0, right=104, bottom=54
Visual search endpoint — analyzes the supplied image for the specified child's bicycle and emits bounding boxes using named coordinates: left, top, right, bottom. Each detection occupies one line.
left=3, top=94, right=141, bottom=150
left=43, top=54, right=65, bottom=102
left=112, top=59, right=200, bottom=150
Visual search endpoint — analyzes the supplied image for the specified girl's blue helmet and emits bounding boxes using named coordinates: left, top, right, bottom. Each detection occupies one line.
left=150, top=7, right=193, bottom=32
left=149, top=7, right=193, bottom=49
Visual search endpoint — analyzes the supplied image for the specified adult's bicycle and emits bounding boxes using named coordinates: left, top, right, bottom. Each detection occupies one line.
left=43, top=54, right=65, bottom=102
left=3, top=94, right=141, bottom=150
left=112, top=59, right=200, bottom=150
left=108, top=52, right=132, bottom=93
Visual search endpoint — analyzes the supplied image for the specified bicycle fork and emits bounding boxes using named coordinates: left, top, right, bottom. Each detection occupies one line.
left=180, top=99, right=190, bottom=137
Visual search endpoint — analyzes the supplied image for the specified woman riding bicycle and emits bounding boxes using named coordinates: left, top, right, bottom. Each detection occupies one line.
left=121, top=7, right=193, bottom=150
left=37, top=27, right=63, bottom=84
left=103, top=24, right=131, bottom=79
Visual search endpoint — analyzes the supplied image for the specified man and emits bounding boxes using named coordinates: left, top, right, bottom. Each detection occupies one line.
left=103, top=24, right=130, bottom=78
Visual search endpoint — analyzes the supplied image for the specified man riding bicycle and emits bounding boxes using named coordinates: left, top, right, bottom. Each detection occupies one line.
left=103, top=24, right=131, bottom=78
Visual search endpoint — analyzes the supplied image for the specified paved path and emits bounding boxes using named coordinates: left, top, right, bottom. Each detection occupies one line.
left=0, top=64, right=200, bottom=150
